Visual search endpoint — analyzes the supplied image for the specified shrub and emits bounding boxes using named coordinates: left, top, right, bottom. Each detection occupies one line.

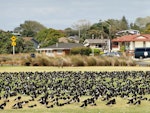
left=120, top=46, right=125, bottom=52
left=94, top=48, right=100, bottom=55
left=102, top=57, right=111, bottom=66
left=55, top=57, right=71, bottom=67
left=70, top=55, right=85, bottom=66
left=0, top=53, right=137, bottom=67
left=94, top=56, right=104, bottom=66
left=70, top=47, right=91, bottom=56
left=21, top=56, right=32, bottom=66
left=111, top=58, right=120, bottom=66
left=86, top=56, right=97, bottom=66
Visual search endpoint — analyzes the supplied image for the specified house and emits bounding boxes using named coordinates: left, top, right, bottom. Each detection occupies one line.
left=83, top=39, right=111, bottom=52
left=12, top=32, right=21, bottom=36
left=116, top=29, right=140, bottom=36
left=112, top=34, right=150, bottom=53
left=36, top=43, right=84, bottom=57
left=22, top=37, right=39, bottom=49
left=68, top=36, right=80, bottom=43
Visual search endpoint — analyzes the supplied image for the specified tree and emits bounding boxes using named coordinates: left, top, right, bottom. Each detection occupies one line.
left=64, top=27, right=78, bottom=37
left=130, top=23, right=141, bottom=30
left=14, top=20, right=47, bottom=37
left=89, top=21, right=102, bottom=38
left=104, top=19, right=122, bottom=38
left=135, top=16, right=150, bottom=28
left=72, top=19, right=91, bottom=40
left=143, top=23, right=150, bottom=34
left=0, top=30, right=35, bottom=54
left=120, top=16, right=129, bottom=30
left=0, top=30, right=13, bottom=54
left=88, top=20, right=114, bottom=39
left=15, top=38, right=35, bottom=53
left=35, top=28, right=66, bottom=47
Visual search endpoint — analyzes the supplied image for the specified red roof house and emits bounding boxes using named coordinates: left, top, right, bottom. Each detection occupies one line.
left=112, top=34, right=150, bottom=52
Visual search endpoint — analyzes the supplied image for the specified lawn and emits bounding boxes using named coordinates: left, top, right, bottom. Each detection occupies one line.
left=1, top=95, right=150, bottom=113
left=0, top=66, right=150, bottom=113
left=0, top=66, right=150, bottom=72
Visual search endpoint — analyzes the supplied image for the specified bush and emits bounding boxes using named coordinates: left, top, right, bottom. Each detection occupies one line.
left=0, top=53, right=137, bottom=67
left=111, top=58, right=120, bottom=66
left=120, top=46, right=125, bottom=52
left=70, top=55, right=85, bottom=66
left=70, top=47, right=91, bottom=56
left=86, top=57, right=97, bottom=66
left=94, top=48, right=100, bottom=55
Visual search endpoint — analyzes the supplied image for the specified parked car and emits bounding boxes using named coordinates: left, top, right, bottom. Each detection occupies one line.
left=101, top=52, right=121, bottom=57
left=134, top=47, right=150, bottom=59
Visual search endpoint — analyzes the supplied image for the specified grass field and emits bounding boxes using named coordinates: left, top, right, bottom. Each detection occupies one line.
left=0, top=66, right=150, bottom=72
left=0, top=66, right=150, bottom=113
left=1, top=95, right=150, bottom=113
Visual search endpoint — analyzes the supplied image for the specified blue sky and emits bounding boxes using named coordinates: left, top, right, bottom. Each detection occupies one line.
left=1, top=0, right=150, bottom=31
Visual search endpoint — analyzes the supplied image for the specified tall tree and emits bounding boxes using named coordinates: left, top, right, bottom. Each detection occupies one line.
left=120, top=16, right=129, bottom=30
left=72, top=19, right=91, bottom=40
left=89, top=20, right=116, bottom=39
left=143, top=23, right=150, bottom=34
left=104, top=19, right=121, bottom=38
left=64, top=27, right=78, bottom=37
left=135, top=16, right=150, bottom=28
left=14, top=20, right=47, bottom=37
left=130, top=23, right=141, bottom=31
left=35, top=28, right=66, bottom=47
left=88, top=20, right=103, bottom=39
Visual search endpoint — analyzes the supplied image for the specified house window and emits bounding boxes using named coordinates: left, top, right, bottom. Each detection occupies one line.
left=113, top=42, right=118, bottom=46
left=47, top=50, right=52, bottom=53
left=98, top=44, right=102, bottom=48
left=57, top=50, right=63, bottom=54
left=95, top=44, right=102, bottom=48
left=112, top=42, right=118, bottom=48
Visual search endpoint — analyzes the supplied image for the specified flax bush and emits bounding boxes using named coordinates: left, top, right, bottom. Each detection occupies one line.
left=0, top=53, right=137, bottom=67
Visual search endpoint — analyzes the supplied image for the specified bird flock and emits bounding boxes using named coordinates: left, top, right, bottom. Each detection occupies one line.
left=0, top=71, right=150, bottom=110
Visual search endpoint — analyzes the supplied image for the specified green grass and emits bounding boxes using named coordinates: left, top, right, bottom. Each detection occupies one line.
left=0, top=66, right=150, bottom=113
left=1, top=95, right=150, bottom=113
left=1, top=97, right=150, bottom=113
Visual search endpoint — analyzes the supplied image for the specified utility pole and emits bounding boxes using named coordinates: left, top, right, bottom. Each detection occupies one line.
left=78, top=27, right=80, bottom=39
left=104, top=22, right=111, bottom=52
left=92, top=34, right=94, bottom=56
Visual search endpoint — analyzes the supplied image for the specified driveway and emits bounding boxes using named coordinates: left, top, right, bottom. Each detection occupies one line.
left=133, top=58, right=150, bottom=66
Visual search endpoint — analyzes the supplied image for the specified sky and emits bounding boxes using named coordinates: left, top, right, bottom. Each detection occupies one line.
left=1, top=0, right=150, bottom=31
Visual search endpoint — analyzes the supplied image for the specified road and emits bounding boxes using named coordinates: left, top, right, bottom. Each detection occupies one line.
left=134, top=58, right=150, bottom=66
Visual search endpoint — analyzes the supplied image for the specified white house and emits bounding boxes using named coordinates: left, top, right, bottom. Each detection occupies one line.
left=36, top=43, right=84, bottom=57
left=83, top=39, right=110, bottom=52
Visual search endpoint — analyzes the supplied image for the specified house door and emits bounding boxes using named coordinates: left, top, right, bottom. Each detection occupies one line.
left=125, top=42, right=130, bottom=50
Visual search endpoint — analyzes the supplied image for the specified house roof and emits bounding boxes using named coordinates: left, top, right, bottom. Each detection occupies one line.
left=112, top=34, right=150, bottom=42
left=37, top=43, right=84, bottom=50
left=22, top=37, right=39, bottom=43
left=22, top=37, right=39, bottom=48
left=116, top=29, right=140, bottom=35
left=84, top=39, right=109, bottom=44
